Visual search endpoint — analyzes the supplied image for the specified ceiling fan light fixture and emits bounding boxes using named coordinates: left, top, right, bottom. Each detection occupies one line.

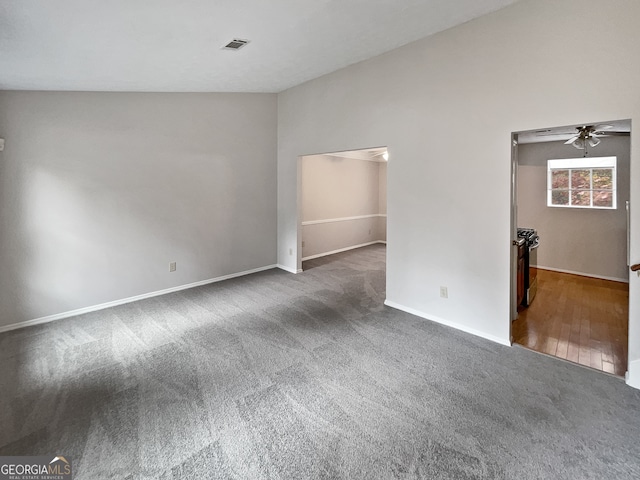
left=572, top=138, right=585, bottom=149
left=588, top=136, right=601, bottom=147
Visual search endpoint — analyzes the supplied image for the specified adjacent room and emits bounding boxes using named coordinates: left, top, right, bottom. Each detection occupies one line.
left=512, top=121, right=631, bottom=377
left=300, top=147, right=387, bottom=269
left=1, top=0, right=640, bottom=478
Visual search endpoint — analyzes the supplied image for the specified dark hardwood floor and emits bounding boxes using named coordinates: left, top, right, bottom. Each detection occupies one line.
left=512, top=269, right=629, bottom=377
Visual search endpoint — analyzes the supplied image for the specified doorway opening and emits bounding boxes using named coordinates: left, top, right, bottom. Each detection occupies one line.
left=510, top=120, right=631, bottom=377
left=298, top=147, right=387, bottom=272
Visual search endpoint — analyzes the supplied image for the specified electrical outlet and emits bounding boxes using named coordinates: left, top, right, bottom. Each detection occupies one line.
left=170, top=262, right=176, bottom=272
left=440, top=286, right=448, bottom=298
left=302, top=241, right=305, bottom=248
left=289, top=248, right=293, bottom=255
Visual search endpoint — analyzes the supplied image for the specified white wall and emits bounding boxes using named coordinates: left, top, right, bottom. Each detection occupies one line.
left=518, top=137, right=630, bottom=282
left=301, top=154, right=386, bottom=259
left=0, top=91, right=277, bottom=328
left=277, top=0, right=640, bottom=387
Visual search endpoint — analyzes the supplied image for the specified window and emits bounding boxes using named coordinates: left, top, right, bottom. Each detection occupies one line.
left=547, top=157, right=617, bottom=209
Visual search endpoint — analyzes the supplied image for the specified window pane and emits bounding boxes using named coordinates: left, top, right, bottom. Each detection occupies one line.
left=571, top=190, right=591, bottom=206
left=551, top=190, right=569, bottom=205
left=593, top=190, right=614, bottom=207
left=551, top=170, right=569, bottom=189
left=571, top=169, right=590, bottom=190
left=593, top=169, right=613, bottom=190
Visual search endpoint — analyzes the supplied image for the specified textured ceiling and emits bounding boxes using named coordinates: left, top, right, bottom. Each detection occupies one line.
left=0, top=0, right=520, bottom=93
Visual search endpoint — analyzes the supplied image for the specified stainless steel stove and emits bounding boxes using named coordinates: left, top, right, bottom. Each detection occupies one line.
left=517, top=227, right=540, bottom=306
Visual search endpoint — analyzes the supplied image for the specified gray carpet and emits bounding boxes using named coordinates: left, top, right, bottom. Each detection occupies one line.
left=1, top=244, right=639, bottom=479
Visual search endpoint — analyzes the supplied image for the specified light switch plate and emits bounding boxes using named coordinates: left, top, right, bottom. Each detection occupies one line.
left=0, top=139, right=5, bottom=151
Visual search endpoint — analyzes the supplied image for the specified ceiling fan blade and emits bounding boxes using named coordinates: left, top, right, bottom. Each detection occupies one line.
left=594, top=124, right=613, bottom=131
left=564, top=135, right=579, bottom=145
left=594, top=131, right=630, bottom=137
left=536, top=132, right=577, bottom=136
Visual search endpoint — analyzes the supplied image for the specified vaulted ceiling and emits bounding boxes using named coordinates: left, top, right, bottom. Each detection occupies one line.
left=0, top=0, right=520, bottom=92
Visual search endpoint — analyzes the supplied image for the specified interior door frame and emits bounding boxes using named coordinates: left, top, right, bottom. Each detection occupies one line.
left=509, top=122, right=632, bottom=380
left=509, top=134, right=519, bottom=343
left=296, top=146, right=389, bottom=273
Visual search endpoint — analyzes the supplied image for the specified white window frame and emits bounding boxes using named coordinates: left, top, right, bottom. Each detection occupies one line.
left=547, top=156, right=617, bottom=209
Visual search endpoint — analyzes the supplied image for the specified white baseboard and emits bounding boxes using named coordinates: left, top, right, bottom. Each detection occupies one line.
left=277, top=264, right=303, bottom=274
left=535, top=266, right=628, bottom=284
left=384, top=299, right=512, bottom=347
left=302, top=241, right=386, bottom=261
left=0, top=264, right=278, bottom=334
left=627, top=359, right=640, bottom=390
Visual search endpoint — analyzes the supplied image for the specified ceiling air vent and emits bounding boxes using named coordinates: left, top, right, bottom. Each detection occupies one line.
left=222, top=39, right=250, bottom=50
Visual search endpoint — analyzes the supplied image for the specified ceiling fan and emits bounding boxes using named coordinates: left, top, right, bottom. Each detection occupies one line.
left=563, top=124, right=630, bottom=149
left=532, top=123, right=630, bottom=149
